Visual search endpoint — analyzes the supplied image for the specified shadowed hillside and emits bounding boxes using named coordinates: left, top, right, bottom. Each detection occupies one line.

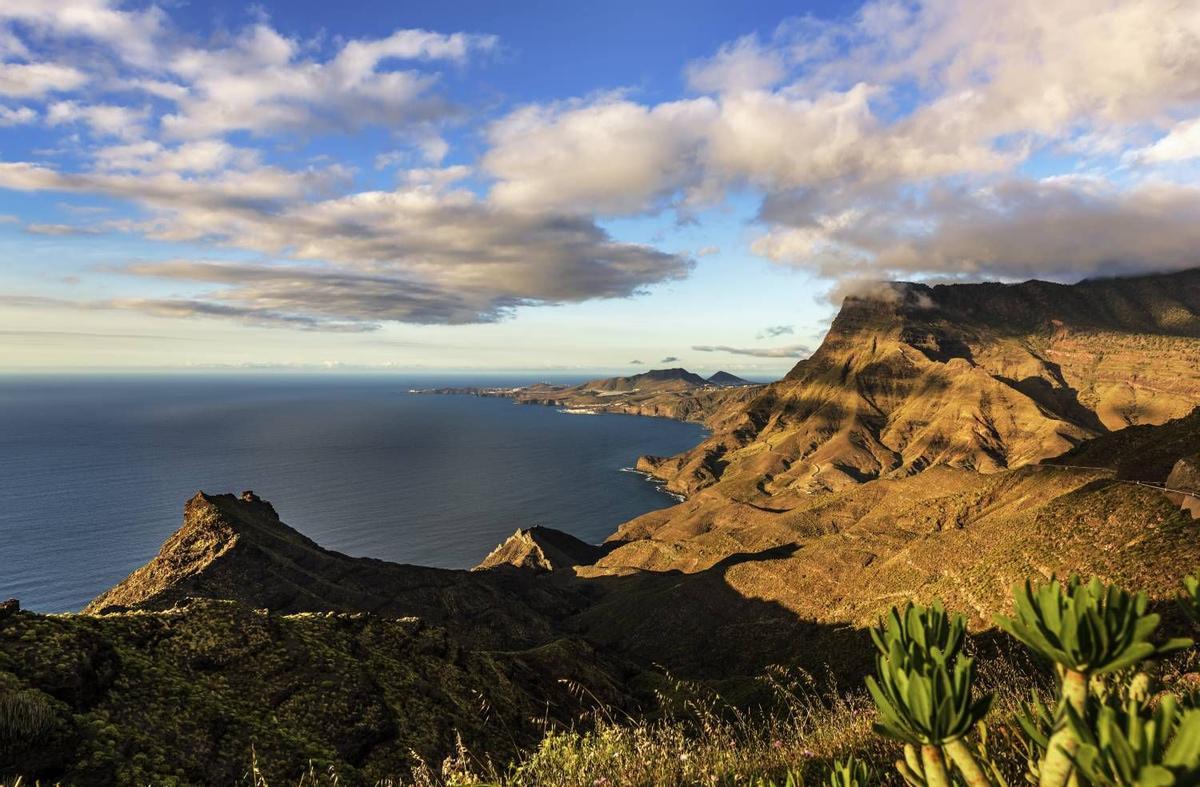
left=1048, top=405, right=1200, bottom=482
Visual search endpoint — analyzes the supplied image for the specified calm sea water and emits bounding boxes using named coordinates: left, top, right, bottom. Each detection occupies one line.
left=0, top=375, right=705, bottom=613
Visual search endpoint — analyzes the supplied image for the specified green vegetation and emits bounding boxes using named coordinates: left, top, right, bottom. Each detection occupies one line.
left=4, top=575, right=1200, bottom=786
left=407, top=574, right=1200, bottom=786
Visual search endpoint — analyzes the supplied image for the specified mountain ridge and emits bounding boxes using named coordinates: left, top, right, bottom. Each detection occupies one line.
left=637, top=268, right=1200, bottom=501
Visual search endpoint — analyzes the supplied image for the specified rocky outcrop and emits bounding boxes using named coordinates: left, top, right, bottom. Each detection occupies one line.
left=1167, top=454, right=1200, bottom=518
left=84, top=490, right=587, bottom=650
left=1168, top=455, right=1200, bottom=491
left=476, top=526, right=607, bottom=572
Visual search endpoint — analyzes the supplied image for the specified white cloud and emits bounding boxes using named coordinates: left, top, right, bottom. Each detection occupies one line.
left=159, top=24, right=493, bottom=139
left=46, top=100, right=147, bottom=139
left=0, top=0, right=166, bottom=68
left=0, top=61, right=86, bottom=97
left=93, top=140, right=258, bottom=174
left=1126, top=117, right=1200, bottom=164
left=693, top=343, right=810, bottom=358
left=685, top=35, right=785, bottom=94
left=24, top=222, right=102, bottom=236
left=0, top=104, right=35, bottom=125
left=485, top=95, right=718, bottom=215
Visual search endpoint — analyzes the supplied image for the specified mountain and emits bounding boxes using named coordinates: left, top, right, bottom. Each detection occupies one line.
left=708, top=371, right=753, bottom=386
left=582, top=367, right=709, bottom=392
left=637, top=268, right=1200, bottom=500
left=470, top=366, right=762, bottom=421
left=476, top=526, right=608, bottom=572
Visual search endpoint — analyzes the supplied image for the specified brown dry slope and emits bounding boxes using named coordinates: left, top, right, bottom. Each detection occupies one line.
left=637, top=268, right=1200, bottom=504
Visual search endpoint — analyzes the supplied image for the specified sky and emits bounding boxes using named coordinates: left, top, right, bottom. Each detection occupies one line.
left=0, top=0, right=1199, bottom=375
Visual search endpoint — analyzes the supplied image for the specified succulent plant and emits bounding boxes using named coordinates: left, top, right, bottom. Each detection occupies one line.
left=872, top=601, right=968, bottom=664
left=825, top=757, right=876, bottom=787
left=868, top=643, right=993, bottom=747
left=1067, top=695, right=1200, bottom=786
left=996, top=576, right=1192, bottom=787
left=996, top=576, right=1191, bottom=677
left=868, top=602, right=994, bottom=787
left=1181, top=575, right=1200, bottom=627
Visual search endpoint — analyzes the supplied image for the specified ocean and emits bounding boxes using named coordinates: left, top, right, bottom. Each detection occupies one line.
left=0, top=375, right=706, bottom=612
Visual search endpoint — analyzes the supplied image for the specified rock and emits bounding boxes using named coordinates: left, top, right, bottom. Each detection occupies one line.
left=1167, top=455, right=1200, bottom=492
left=475, top=526, right=607, bottom=572
left=0, top=597, right=19, bottom=620
left=1167, top=455, right=1200, bottom=518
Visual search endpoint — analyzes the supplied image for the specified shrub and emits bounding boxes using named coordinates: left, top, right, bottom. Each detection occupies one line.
left=0, top=688, right=54, bottom=744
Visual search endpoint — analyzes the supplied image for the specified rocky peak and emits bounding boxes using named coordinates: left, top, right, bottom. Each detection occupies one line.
left=83, top=491, right=591, bottom=650
left=83, top=491, right=306, bottom=614
left=476, top=526, right=606, bottom=572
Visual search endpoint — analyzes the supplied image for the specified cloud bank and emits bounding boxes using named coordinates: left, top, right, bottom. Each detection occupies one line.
left=482, top=0, right=1200, bottom=288
left=2, top=0, right=1199, bottom=334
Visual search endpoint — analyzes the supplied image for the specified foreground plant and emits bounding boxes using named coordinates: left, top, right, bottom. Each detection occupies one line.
left=996, top=576, right=1191, bottom=787
left=867, top=601, right=994, bottom=787
left=825, top=756, right=877, bottom=787
left=1181, top=575, right=1200, bottom=628
left=1067, top=694, right=1200, bottom=786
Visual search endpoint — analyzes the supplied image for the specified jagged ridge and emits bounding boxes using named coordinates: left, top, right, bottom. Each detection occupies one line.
left=85, top=491, right=585, bottom=650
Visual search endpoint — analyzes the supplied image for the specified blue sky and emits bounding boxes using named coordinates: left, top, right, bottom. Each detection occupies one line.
left=1, top=0, right=1198, bottom=373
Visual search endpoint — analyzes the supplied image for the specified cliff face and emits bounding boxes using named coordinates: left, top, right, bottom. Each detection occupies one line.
left=640, top=269, right=1200, bottom=501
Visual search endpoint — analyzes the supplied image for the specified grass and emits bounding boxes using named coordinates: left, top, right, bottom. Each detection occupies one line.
left=403, top=653, right=1050, bottom=787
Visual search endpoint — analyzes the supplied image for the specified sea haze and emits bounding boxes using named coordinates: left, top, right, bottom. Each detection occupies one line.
left=0, top=375, right=706, bottom=613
